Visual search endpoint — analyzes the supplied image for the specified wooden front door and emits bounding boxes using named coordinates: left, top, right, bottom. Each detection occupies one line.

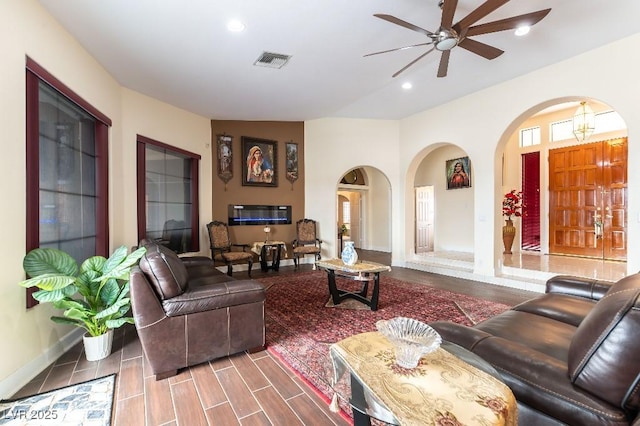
left=549, top=138, right=627, bottom=260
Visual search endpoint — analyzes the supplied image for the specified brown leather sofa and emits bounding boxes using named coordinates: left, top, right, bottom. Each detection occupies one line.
left=130, top=241, right=265, bottom=380
left=430, top=273, right=640, bottom=425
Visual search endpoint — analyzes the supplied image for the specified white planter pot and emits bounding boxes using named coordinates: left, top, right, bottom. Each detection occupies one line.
left=83, top=329, right=114, bottom=362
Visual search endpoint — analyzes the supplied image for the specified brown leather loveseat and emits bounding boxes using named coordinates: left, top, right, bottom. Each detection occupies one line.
left=130, top=241, right=265, bottom=380
left=430, top=273, right=640, bottom=425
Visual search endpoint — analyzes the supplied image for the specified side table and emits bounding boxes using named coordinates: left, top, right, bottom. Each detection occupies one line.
left=251, top=241, right=286, bottom=272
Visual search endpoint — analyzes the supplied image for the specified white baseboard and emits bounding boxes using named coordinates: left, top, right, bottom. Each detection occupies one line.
left=0, top=328, right=84, bottom=399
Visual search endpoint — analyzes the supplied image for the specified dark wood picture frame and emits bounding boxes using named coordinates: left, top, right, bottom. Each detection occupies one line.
left=242, top=136, right=278, bottom=187
left=285, top=142, right=298, bottom=184
left=446, top=156, right=472, bottom=190
left=216, top=134, right=233, bottom=184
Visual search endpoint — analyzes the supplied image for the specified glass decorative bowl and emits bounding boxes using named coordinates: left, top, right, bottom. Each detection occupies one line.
left=376, top=317, right=442, bottom=369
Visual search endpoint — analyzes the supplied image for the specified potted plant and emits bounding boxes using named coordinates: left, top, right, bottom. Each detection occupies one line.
left=19, top=245, right=146, bottom=361
left=502, top=190, right=524, bottom=254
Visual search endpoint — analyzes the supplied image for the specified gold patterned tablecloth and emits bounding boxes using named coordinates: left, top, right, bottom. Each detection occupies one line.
left=330, top=331, right=517, bottom=426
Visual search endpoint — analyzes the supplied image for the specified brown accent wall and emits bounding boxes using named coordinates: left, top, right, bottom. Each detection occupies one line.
left=210, top=120, right=305, bottom=250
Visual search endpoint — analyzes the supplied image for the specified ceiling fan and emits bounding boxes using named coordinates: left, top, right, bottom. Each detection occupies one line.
left=365, top=0, right=551, bottom=78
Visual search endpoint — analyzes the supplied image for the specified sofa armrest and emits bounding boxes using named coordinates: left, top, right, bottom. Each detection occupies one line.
left=429, top=321, right=493, bottom=351
left=545, top=275, right=613, bottom=300
left=130, top=267, right=169, bottom=327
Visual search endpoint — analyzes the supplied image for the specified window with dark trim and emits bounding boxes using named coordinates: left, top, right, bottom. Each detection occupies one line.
left=25, top=57, right=111, bottom=308
left=136, top=135, right=200, bottom=253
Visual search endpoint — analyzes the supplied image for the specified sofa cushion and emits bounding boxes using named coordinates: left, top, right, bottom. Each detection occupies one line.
left=475, top=310, right=576, bottom=362
left=513, top=293, right=596, bottom=327
left=568, top=274, right=640, bottom=411
left=139, top=242, right=189, bottom=300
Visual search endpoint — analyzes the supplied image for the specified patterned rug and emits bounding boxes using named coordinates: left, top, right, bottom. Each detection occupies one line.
left=261, top=271, right=511, bottom=418
left=0, top=374, right=115, bottom=425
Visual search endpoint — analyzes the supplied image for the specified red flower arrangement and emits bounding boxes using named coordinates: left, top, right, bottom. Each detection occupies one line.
left=502, top=190, right=523, bottom=219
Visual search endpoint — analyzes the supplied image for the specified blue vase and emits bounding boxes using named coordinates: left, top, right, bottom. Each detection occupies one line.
left=341, top=241, right=358, bottom=265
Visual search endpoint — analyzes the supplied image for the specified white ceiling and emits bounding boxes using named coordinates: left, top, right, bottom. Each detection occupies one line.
left=38, top=0, right=640, bottom=121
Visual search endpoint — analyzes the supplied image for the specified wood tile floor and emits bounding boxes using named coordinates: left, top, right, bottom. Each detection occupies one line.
left=12, top=250, right=534, bottom=425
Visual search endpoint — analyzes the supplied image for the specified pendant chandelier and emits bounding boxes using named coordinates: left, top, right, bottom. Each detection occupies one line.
left=572, top=101, right=596, bottom=142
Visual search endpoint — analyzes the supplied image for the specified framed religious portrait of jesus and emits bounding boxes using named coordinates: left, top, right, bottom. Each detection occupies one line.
left=446, top=156, right=471, bottom=190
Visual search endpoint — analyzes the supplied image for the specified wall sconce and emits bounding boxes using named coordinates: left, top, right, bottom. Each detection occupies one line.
left=572, top=101, right=595, bottom=142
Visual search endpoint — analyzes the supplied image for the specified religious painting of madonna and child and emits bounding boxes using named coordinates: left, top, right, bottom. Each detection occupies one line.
left=242, top=136, right=278, bottom=187
left=445, top=156, right=471, bottom=190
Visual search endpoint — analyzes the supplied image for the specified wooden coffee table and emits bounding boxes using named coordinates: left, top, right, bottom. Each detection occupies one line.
left=315, top=259, right=391, bottom=311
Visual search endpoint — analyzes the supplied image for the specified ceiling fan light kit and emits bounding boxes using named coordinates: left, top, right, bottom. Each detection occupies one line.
left=435, top=28, right=459, bottom=51
left=367, top=1, right=551, bottom=78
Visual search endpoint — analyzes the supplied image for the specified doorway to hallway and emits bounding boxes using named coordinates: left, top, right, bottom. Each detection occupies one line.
left=415, top=185, right=434, bottom=253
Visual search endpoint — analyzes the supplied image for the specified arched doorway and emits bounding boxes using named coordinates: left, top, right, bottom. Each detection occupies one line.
left=336, top=167, right=392, bottom=258
left=413, top=144, right=474, bottom=255
left=502, top=99, right=628, bottom=261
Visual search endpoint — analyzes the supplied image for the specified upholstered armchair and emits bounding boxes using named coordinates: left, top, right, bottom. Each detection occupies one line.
left=130, top=241, right=265, bottom=380
left=206, top=220, right=253, bottom=276
left=292, top=218, right=322, bottom=269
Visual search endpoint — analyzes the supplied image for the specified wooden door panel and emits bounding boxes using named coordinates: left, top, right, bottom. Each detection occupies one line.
left=549, top=138, right=627, bottom=260
left=549, top=142, right=602, bottom=257
left=603, top=138, right=627, bottom=260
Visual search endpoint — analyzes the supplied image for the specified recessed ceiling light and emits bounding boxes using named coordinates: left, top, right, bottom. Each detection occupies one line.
left=402, top=82, right=413, bottom=90
left=515, top=26, right=530, bottom=36
left=227, top=19, right=245, bottom=32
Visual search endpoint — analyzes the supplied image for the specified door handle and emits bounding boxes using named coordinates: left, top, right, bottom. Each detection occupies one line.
left=605, top=206, right=613, bottom=219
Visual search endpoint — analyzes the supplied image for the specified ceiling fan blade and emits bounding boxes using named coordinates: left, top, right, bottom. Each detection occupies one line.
left=458, top=38, right=504, bottom=59
left=465, top=9, right=551, bottom=37
left=374, top=14, right=434, bottom=38
left=437, top=50, right=451, bottom=78
left=364, top=42, right=434, bottom=57
left=392, top=46, right=436, bottom=78
left=453, top=0, right=508, bottom=33
left=440, top=0, right=458, bottom=29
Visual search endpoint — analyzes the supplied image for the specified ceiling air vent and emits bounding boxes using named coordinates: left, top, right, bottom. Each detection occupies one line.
left=254, top=51, right=291, bottom=69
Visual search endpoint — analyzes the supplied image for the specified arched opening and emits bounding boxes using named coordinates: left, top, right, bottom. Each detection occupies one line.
left=336, top=167, right=392, bottom=262
left=413, top=144, right=474, bottom=255
left=497, top=98, right=628, bottom=281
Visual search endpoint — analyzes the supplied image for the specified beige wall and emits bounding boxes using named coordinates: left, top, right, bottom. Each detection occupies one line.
left=121, top=89, right=213, bottom=254
left=305, top=118, right=401, bottom=260
left=0, top=0, right=212, bottom=397
left=1, top=0, right=122, bottom=396
left=210, top=121, right=304, bottom=250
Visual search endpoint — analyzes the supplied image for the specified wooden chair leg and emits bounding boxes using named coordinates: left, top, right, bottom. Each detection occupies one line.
left=293, top=256, right=299, bottom=270
left=226, top=263, right=233, bottom=276
left=247, top=259, right=253, bottom=277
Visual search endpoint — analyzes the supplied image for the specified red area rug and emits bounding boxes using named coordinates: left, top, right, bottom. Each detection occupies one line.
left=260, top=270, right=511, bottom=418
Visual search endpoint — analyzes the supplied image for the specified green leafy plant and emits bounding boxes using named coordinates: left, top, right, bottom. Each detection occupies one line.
left=20, top=245, right=146, bottom=337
